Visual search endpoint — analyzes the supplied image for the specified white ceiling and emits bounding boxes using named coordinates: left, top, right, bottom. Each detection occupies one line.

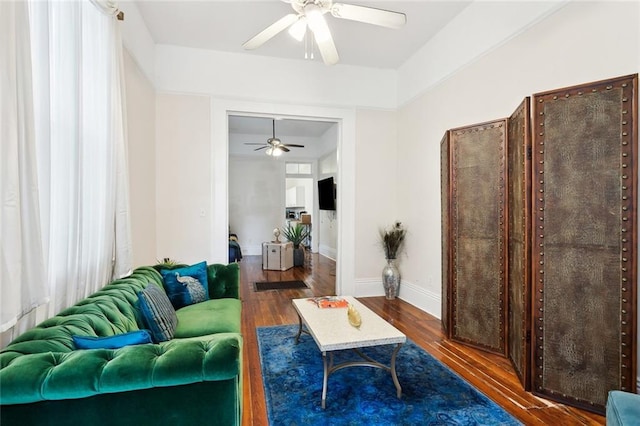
left=134, top=0, right=473, bottom=158
left=229, top=116, right=336, bottom=137
left=134, top=0, right=472, bottom=69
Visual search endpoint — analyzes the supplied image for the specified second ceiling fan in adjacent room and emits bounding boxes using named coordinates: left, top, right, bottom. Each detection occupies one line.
left=245, top=119, right=305, bottom=157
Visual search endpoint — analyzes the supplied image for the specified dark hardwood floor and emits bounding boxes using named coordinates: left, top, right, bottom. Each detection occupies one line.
left=239, top=253, right=605, bottom=425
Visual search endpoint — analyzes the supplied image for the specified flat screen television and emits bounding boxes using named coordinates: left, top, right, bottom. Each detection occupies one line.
left=318, top=177, right=336, bottom=210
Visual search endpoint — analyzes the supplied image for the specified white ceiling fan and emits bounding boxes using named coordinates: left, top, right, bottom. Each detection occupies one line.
left=244, top=119, right=305, bottom=156
left=242, top=0, right=407, bottom=65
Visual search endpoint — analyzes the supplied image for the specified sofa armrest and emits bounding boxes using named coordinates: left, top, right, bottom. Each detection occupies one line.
left=0, top=333, right=242, bottom=405
left=607, top=390, right=640, bottom=426
left=207, top=263, right=240, bottom=299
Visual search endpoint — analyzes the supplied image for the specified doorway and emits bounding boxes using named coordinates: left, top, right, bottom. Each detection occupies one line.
left=211, top=99, right=356, bottom=295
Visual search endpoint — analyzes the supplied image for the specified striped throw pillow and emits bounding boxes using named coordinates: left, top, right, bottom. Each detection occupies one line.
left=138, top=284, right=178, bottom=342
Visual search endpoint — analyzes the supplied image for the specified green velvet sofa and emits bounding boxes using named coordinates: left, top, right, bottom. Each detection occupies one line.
left=0, top=263, right=242, bottom=426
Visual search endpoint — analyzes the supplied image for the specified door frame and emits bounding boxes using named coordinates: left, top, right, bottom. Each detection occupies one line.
left=210, top=98, right=356, bottom=296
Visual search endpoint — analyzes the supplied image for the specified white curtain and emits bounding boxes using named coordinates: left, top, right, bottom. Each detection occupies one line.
left=0, top=0, right=132, bottom=340
left=109, top=3, right=133, bottom=280
left=0, top=0, right=49, bottom=333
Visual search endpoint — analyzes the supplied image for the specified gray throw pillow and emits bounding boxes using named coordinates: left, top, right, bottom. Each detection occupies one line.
left=137, top=284, right=178, bottom=342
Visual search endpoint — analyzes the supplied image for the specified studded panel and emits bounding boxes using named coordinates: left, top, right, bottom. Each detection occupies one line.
left=448, top=119, right=508, bottom=355
left=440, top=131, right=451, bottom=338
left=531, top=74, right=638, bottom=414
left=507, top=98, right=532, bottom=391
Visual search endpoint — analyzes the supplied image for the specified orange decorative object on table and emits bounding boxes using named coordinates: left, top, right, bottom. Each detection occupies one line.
left=310, top=296, right=349, bottom=309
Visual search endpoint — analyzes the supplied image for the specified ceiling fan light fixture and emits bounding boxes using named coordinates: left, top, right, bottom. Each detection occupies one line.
left=288, top=16, right=307, bottom=41
left=305, top=4, right=330, bottom=42
left=265, top=146, right=283, bottom=157
left=265, top=144, right=284, bottom=157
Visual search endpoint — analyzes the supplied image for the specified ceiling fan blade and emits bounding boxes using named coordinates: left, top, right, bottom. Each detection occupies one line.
left=284, top=144, right=305, bottom=148
left=242, top=13, right=299, bottom=50
left=331, top=3, right=406, bottom=29
left=254, top=146, right=268, bottom=151
left=280, top=146, right=290, bottom=152
left=315, top=31, right=339, bottom=65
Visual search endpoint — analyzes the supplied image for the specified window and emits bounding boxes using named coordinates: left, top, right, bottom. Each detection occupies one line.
left=286, top=162, right=312, bottom=175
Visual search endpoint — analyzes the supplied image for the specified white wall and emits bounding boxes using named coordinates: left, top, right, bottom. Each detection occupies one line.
left=155, top=93, right=212, bottom=264
left=397, top=0, right=639, bottom=330
left=119, top=1, right=156, bottom=85
left=124, top=49, right=157, bottom=267
left=229, top=157, right=285, bottom=255
left=155, top=44, right=397, bottom=110
left=352, top=109, right=399, bottom=295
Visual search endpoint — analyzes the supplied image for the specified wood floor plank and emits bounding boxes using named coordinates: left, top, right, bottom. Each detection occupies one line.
left=239, top=254, right=605, bottom=425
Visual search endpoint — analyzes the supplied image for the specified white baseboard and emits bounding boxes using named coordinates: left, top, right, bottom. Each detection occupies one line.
left=353, top=278, right=441, bottom=319
left=319, top=244, right=337, bottom=260
left=353, top=278, right=384, bottom=298
left=399, top=280, right=442, bottom=319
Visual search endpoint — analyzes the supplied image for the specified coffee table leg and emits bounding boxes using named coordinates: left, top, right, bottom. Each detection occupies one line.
left=295, top=312, right=303, bottom=344
left=322, top=352, right=329, bottom=409
left=320, top=346, right=400, bottom=408
left=391, top=343, right=403, bottom=398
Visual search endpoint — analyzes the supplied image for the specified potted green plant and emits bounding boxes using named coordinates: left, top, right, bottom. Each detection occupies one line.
left=282, top=224, right=310, bottom=267
left=152, top=257, right=181, bottom=272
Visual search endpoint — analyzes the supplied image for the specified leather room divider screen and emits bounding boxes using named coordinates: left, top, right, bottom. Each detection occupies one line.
left=506, top=98, right=532, bottom=391
left=441, top=74, right=638, bottom=414
left=530, top=74, right=638, bottom=412
left=441, top=119, right=508, bottom=356
left=440, top=132, right=451, bottom=339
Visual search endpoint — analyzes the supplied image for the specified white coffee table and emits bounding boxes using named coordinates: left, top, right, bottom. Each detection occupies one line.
left=292, top=296, right=406, bottom=408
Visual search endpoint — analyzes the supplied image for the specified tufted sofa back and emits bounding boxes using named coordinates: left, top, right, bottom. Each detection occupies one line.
left=0, top=266, right=162, bottom=362
left=0, top=263, right=240, bottom=363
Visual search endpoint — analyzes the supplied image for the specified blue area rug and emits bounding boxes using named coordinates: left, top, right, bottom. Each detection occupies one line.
left=257, top=324, right=521, bottom=425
